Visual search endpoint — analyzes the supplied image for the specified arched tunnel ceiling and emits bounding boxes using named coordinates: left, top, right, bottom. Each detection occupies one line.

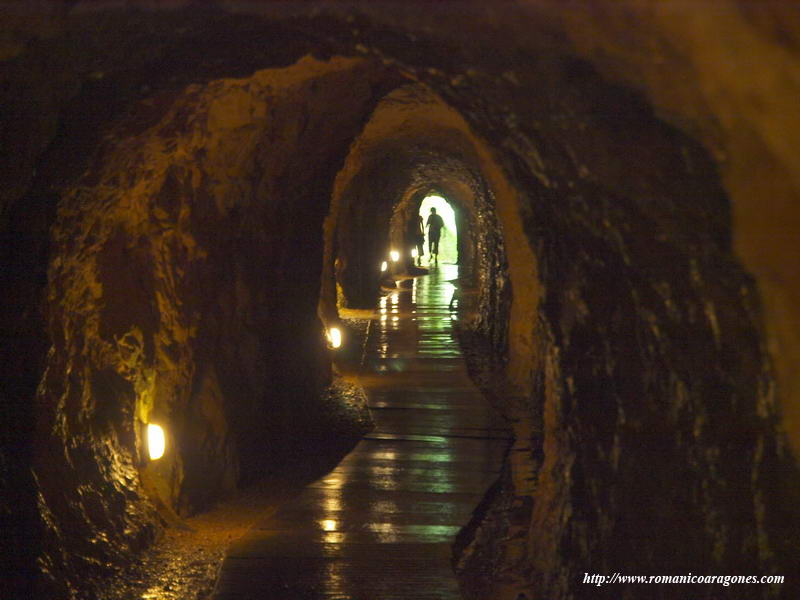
left=324, top=81, right=539, bottom=389
left=4, top=3, right=798, bottom=438
left=2, top=3, right=800, bottom=599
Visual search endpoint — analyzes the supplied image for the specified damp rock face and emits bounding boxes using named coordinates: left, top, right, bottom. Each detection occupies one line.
left=8, top=53, right=393, bottom=598
left=322, top=83, right=509, bottom=332
left=2, top=3, right=800, bottom=600
left=480, top=67, right=800, bottom=600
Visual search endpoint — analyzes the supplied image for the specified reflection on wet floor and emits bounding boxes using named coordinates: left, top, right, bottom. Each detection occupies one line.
left=212, top=265, right=510, bottom=599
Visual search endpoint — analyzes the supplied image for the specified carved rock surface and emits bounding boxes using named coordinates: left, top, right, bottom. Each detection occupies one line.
left=1, top=4, right=799, bottom=600
left=27, top=55, right=391, bottom=598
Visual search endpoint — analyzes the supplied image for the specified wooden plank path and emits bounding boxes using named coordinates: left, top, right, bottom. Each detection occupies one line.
left=212, top=265, right=511, bottom=599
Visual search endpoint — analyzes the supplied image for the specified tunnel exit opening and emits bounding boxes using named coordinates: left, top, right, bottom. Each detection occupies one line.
left=419, top=194, right=458, bottom=266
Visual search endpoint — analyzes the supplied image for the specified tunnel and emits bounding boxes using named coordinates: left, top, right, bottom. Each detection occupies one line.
left=2, top=2, right=800, bottom=599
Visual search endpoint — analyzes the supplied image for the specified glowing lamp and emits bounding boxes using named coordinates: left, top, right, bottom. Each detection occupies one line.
left=321, top=519, right=337, bottom=531
left=147, top=423, right=166, bottom=460
left=381, top=261, right=388, bottom=272
left=327, top=326, right=342, bottom=349
left=390, top=250, right=400, bottom=262
left=411, top=248, right=418, bottom=258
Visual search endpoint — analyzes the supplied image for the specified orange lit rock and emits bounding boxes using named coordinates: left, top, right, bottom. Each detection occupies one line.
left=2, top=4, right=800, bottom=599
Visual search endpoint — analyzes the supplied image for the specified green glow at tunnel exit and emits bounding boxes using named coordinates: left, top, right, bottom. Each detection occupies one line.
left=419, top=195, right=457, bottom=264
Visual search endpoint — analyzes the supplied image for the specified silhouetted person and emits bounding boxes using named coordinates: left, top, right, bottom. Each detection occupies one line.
left=406, top=211, right=425, bottom=266
left=426, top=207, right=444, bottom=264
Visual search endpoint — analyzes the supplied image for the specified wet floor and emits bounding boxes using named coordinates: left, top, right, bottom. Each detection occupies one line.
left=212, top=265, right=510, bottom=599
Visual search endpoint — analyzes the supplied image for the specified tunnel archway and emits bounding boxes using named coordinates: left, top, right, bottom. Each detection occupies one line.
left=387, top=184, right=473, bottom=276
left=320, top=81, right=532, bottom=375
left=2, top=5, right=800, bottom=600
left=418, top=193, right=458, bottom=265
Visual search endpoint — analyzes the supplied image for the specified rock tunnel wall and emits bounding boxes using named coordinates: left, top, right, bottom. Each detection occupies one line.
left=380, top=30, right=800, bottom=596
left=324, top=83, right=512, bottom=357
left=488, top=66, right=800, bottom=599
left=1, top=3, right=800, bottom=600
left=3, top=44, right=397, bottom=597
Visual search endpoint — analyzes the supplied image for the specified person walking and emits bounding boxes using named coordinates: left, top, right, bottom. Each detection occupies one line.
left=426, top=207, right=444, bottom=265
left=406, top=211, right=425, bottom=266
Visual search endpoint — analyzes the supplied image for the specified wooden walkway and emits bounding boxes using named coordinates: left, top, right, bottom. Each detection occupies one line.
left=212, top=265, right=510, bottom=599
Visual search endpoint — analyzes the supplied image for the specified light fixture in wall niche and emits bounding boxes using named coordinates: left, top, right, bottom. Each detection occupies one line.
left=147, top=423, right=166, bottom=460
left=390, top=250, right=400, bottom=262
left=327, top=326, right=343, bottom=349
left=411, top=248, right=418, bottom=259
left=381, top=261, right=388, bottom=272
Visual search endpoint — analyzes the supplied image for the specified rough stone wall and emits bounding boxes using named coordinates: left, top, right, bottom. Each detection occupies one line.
left=447, top=54, right=800, bottom=599
left=28, top=55, right=391, bottom=598
left=521, top=97, right=795, bottom=599
left=1, top=4, right=800, bottom=600
left=521, top=0, right=800, bottom=461
left=0, top=13, right=388, bottom=596
left=3, top=0, right=799, bottom=457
